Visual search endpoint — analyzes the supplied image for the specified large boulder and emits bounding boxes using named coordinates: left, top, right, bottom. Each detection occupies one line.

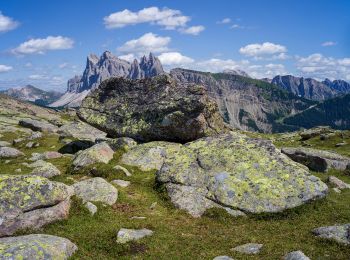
left=58, top=121, right=107, bottom=142
left=299, top=126, right=333, bottom=140
left=78, top=75, right=227, bottom=143
left=281, top=147, right=350, bottom=172
left=0, top=175, right=73, bottom=237
left=0, top=147, right=23, bottom=158
left=71, top=142, right=114, bottom=170
left=19, top=118, right=58, bottom=133
left=0, top=234, right=77, bottom=259
left=156, top=132, right=328, bottom=217
left=27, top=160, right=61, bottom=178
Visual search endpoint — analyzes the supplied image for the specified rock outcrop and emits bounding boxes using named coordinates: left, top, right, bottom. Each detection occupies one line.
left=19, top=118, right=58, bottom=133
left=156, top=132, right=328, bottom=217
left=78, top=74, right=227, bottom=142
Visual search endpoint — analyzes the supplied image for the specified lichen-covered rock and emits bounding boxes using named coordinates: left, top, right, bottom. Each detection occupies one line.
left=72, top=177, right=118, bottom=205
left=0, top=175, right=73, bottom=237
left=0, top=234, right=77, bottom=259
left=313, top=224, right=350, bottom=245
left=111, top=179, right=130, bottom=188
left=29, top=151, right=63, bottom=161
left=19, top=118, right=58, bottom=133
left=281, top=147, right=350, bottom=172
left=156, top=132, right=328, bottom=217
left=58, top=121, right=107, bottom=142
left=27, top=160, right=61, bottom=178
left=232, top=243, right=263, bottom=254
left=299, top=126, right=333, bottom=140
left=120, top=141, right=181, bottom=171
left=116, top=228, right=153, bottom=243
left=0, top=141, right=11, bottom=147
left=95, top=137, right=137, bottom=151
left=78, top=75, right=227, bottom=142
left=71, top=142, right=114, bottom=170
left=284, top=250, right=310, bottom=260
left=0, top=147, right=23, bottom=158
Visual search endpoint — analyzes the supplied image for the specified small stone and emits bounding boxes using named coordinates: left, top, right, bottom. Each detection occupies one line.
left=114, top=165, right=132, bottom=176
left=15, top=168, right=22, bottom=173
left=116, top=228, right=153, bottom=243
left=111, top=179, right=130, bottom=188
left=150, top=202, right=157, bottom=210
left=0, top=141, right=11, bottom=147
left=5, top=160, right=11, bottom=164
left=130, top=216, right=147, bottom=220
left=12, top=138, right=25, bottom=145
left=333, top=188, right=341, bottom=193
left=223, top=207, right=246, bottom=217
left=0, top=147, right=24, bottom=158
left=28, top=131, right=42, bottom=140
left=284, top=250, right=310, bottom=260
left=328, top=176, right=350, bottom=190
left=85, top=202, right=97, bottom=215
left=313, top=224, right=350, bottom=245
left=335, top=142, right=347, bottom=147
left=213, top=256, right=234, bottom=260
left=25, top=142, right=35, bottom=148
left=232, top=243, right=263, bottom=254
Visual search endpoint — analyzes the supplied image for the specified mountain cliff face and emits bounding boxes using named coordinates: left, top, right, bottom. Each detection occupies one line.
left=170, top=68, right=315, bottom=133
left=271, top=75, right=350, bottom=101
left=50, top=51, right=164, bottom=107
left=1, top=85, right=62, bottom=106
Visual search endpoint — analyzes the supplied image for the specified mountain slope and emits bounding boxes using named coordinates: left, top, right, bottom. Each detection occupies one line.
left=170, top=68, right=315, bottom=133
left=1, top=85, right=63, bottom=106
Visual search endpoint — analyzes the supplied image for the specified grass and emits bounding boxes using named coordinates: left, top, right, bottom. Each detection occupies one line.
left=1, top=127, right=350, bottom=259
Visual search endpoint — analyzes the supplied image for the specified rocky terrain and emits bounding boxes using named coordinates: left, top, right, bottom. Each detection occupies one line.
left=1, top=82, right=350, bottom=259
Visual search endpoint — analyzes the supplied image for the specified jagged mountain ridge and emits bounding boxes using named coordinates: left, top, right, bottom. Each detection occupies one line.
left=1, top=85, right=63, bottom=106
left=50, top=51, right=164, bottom=107
left=170, top=68, right=315, bottom=133
left=271, top=75, right=350, bottom=101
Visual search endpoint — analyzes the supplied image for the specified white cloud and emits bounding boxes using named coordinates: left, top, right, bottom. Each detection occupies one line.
left=180, top=25, right=205, bottom=35
left=239, top=42, right=287, bottom=59
left=158, top=52, right=194, bottom=65
left=322, top=41, right=337, bottom=47
left=28, top=74, right=48, bottom=80
left=118, top=54, right=136, bottom=62
left=12, top=36, right=74, bottom=55
left=117, top=33, right=171, bottom=55
left=0, top=64, right=13, bottom=72
left=217, top=18, right=231, bottom=24
left=104, top=7, right=190, bottom=30
left=24, top=62, right=32, bottom=67
left=0, top=12, right=19, bottom=32
left=230, top=24, right=244, bottom=29
left=59, top=63, right=68, bottom=69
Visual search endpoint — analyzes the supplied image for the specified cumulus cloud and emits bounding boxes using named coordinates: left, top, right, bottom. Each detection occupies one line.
left=322, top=41, right=337, bottom=47
left=180, top=25, right=205, bottom=35
left=117, top=33, right=171, bottom=55
left=0, top=64, right=13, bottom=72
left=158, top=52, right=194, bottom=65
left=12, top=36, right=74, bottom=55
left=239, top=42, right=287, bottom=59
left=104, top=7, right=190, bottom=30
left=0, top=12, right=19, bottom=32
left=217, top=18, right=231, bottom=24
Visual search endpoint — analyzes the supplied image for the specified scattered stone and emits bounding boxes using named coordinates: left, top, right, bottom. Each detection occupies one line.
left=12, top=138, right=25, bottom=145
left=27, top=160, right=61, bottom=178
left=78, top=74, right=228, bottom=143
left=14, top=168, right=21, bottom=173
left=114, top=165, right=132, bottom=177
left=313, top=224, right=350, bottom=245
left=284, top=250, right=310, bottom=260
left=71, top=142, right=114, bottom=170
left=72, top=177, right=118, bottom=205
left=156, top=132, right=328, bottom=217
left=95, top=137, right=137, bottom=151
left=281, top=147, right=350, bottom=172
left=213, top=256, right=234, bottom=260
left=0, top=141, right=11, bottom=147
left=131, top=216, right=147, bottom=220
left=116, top=228, right=153, bottom=244
left=333, top=188, right=341, bottom=193
left=111, top=179, right=130, bottom=188
left=223, top=208, right=246, bottom=217
left=4, top=160, right=10, bottom=164
left=19, top=118, right=58, bottom=133
left=299, top=126, right=332, bottom=140
left=0, top=175, right=73, bottom=237
left=150, top=202, right=157, bottom=210
left=29, top=151, right=63, bottom=161
left=85, top=201, right=97, bottom=215
left=0, top=147, right=24, bottom=158
left=28, top=131, right=42, bottom=140
left=328, top=176, right=350, bottom=190
left=0, top=234, right=78, bottom=259
left=25, top=141, right=39, bottom=148
left=58, top=121, right=107, bottom=142
left=232, top=243, right=263, bottom=254
left=335, top=142, right=347, bottom=147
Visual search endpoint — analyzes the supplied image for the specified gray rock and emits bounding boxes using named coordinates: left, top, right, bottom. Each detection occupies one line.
left=156, top=132, right=328, bottom=217
left=95, top=137, right=137, bottom=151
left=232, top=243, right=263, bottom=254
left=19, top=118, right=58, bottom=133
left=328, top=176, right=350, bottom=190
left=213, top=256, right=234, bottom=260
left=111, top=179, right=130, bottom=188
left=113, top=165, right=132, bottom=176
left=313, top=224, right=350, bottom=245
left=28, top=131, right=42, bottom=140
left=0, top=147, right=24, bottom=158
left=284, top=250, right=310, bottom=260
left=78, top=74, right=228, bottom=143
left=299, top=126, right=333, bottom=140
left=25, top=141, right=39, bottom=148
left=29, top=151, right=63, bottom=161
left=116, top=228, right=153, bottom=243
left=0, top=175, right=73, bottom=237
left=15, top=168, right=21, bottom=173
left=281, top=147, right=350, bottom=172
left=27, top=160, right=61, bottom=178
left=12, top=138, right=25, bottom=145
left=58, top=121, right=107, bottom=142
left=71, top=142, right=114, bottom=170
left=223, top=207, right=246, bottom=217
left=85, top=202, right=97, bottom=215
left=0, top=234, right=77, bottom=259
left=72, top=177, right=118, bottom=205
left=335, top=142, right=347, bottom=147
left=333, top=187, right=341, bottom=193
left=0, top=141, right=11, bottom=147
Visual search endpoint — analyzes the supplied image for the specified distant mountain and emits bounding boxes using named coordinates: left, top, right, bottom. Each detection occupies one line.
left=170, top=68, right=315, bottom=133
left=271, top=75, right=350, bottom=101
left=222, top=69, right=250, bottom=78
left=1, top=85, right=63, bottom=106
left=50, top=51, right=164, bottom=107
left=283, top=94, right=350, bottom=130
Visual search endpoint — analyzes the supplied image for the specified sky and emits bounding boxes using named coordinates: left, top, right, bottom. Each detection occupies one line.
left=0, top=0, right=349, bottom=91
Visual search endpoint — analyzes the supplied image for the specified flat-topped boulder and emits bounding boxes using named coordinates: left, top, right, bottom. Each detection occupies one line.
left=156, top=132, right=328, bottom=217
left=313, top=224, right=350, bottom=245
left=19, top=118, right=58, bottom=133
left=0, top=234, right=77, bottom=259
left=27, top=160, right=61, bottom=178
left=58, top=121, right=107, bottom=142
left=0, top=175, right=73, bottom=237
left=281, top=147, right=350, bottom=172
left=78, top=74, right=227, bottom=143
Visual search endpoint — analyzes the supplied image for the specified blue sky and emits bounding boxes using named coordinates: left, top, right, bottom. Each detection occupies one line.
left=0, top=0, right=349, bottom=91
